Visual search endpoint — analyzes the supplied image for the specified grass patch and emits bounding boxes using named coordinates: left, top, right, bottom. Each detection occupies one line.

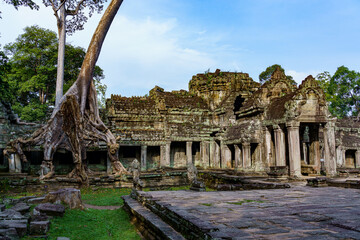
left=200, top=203, right=212, bottom=206
left=226, top=199, right=265, bottom=205
left=81, top=188, right=131, bottom=206
left=47, top=208, right=141, bottom=240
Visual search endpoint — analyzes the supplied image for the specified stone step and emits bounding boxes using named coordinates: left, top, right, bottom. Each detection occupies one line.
left=122, top=195, right=185, bottom=240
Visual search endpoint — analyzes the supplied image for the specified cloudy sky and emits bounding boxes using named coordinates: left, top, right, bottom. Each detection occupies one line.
left=1, top=0, right=360, bottom=97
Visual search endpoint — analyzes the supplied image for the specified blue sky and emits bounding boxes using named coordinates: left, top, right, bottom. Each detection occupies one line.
left=1, top=0, right=360, bottom=97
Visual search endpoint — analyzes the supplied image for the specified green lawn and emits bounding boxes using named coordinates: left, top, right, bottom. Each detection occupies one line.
left=81, top=187, right=132, bottom=206
left=47, top=208, right=141, bottom=240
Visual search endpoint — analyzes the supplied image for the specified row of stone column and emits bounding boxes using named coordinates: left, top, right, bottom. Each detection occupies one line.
left=264, top=121, right=337, bottom=177
left=154, top=141, right=253, bottom=170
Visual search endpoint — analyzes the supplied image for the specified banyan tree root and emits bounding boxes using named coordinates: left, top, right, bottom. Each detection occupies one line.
left=5, top=0, right=128, bottom=182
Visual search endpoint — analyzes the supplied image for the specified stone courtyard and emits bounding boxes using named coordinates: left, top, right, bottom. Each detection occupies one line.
left=128, top=182, right=360, bottom=239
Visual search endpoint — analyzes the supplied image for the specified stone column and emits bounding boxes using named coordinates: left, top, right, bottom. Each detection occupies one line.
left=286, top=122, right=302, bottom=177
left=263, top=127, right=272, bottom=167
left=242, top=143, right=251, bottom=169
left=186, top=141, right=193, bottom=165
left=8, top=154, right=15, bottom=173
left=209, top=141, right=215, bottom=168
left=336, top=146, right=344, bottom=168
left=214, top=142, right=221, bottom=168
left=141, top=145, right=147, bottom=171
left=312, top=139, right=321, bottom=173
left=355, top=150, right=360, bottom=168
left=323, top=121, right=337, bottom=177
left=160, top=142, right=171, bottom=167
left=165, top=142, right=171, bottom=167
left=234, top=144, right=242, bottom=169
left=221, top=144, right=232, bottom=168
left=274, top=125, right=286, bottom=167
left=201, top=141, right=210, bottom=168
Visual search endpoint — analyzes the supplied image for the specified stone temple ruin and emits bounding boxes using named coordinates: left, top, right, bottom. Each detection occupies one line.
left=1, top=67, right=360, bottom=179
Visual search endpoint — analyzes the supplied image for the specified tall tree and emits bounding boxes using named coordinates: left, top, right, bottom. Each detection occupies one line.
left=325, top=66, right=360, bottom=118
left=0, top=49, right=11, bottom=101
left=42, top=0, right=107, bottom=107
left=4, top=25, right=106, bottom=122
left=259, top=64, right=296, bottom=85
left=8, top=0, right=126, bottom=182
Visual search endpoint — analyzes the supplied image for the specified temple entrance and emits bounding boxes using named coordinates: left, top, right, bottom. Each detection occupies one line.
left=299, top=123, right=320, bottom=175
left=345, top=150, right=356, bottom=168
left=192, top=142, right=201, bottom=166
left=119, top=146, right=141, bottom=168
left=300, top=123, right=320, bottom=166
left=147, top=146, right=160, bottom=169
left=170, top=142, right=186, bottom=167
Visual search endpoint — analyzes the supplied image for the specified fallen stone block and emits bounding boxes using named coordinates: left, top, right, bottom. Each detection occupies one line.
left=27, top=197, right=46, bottom=205
left=35, top=203, right=65, bottom=217
left=11, top=203, right=30, bottom=215
left=0, top=209, right=27, bottom=220
left=29, top=221, right=50, bottom=235
left=0, top=227, right=19, bottom=240
left=45, top=188, right=84, bottom=209
left=57, top=237, right=71, bottom=240
left=306, top=177, right=328, bottom=187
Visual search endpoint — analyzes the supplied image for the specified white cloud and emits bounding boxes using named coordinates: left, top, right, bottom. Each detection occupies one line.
left=286, top=70, right=320, bottom=85
left=96, top=15, right=217, bottom=96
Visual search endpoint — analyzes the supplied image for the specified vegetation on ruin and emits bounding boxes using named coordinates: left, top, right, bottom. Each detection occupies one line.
left=259, top=64, right=296, bottom=85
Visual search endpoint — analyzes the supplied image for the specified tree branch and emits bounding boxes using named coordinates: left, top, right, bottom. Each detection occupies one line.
left=55, top=0, right=67, bottom=12
left=66, top=0, right=85, bottom=16
left=49, top=0, right=60, bottom=22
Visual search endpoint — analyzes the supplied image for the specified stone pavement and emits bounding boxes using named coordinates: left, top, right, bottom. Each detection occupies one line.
left=137, top=182, right=360, bottom=239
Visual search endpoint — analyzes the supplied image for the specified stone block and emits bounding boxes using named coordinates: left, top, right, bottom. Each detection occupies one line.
left=57, top=237, right=70, bottom=240
left=29, top=221, right=50, bottom=235
left=35, top=203, right=65, bottom=217
left=11, top=203, right=30, bottom=215
left=306, top=177, right=328, bottom=187
left=0, top=209, right=27, bottom=220
left=0, top=227, right=19, bottom=240
left=45, top=188, right=84, bottom=209
left=27, top=197, right=46, bottom=205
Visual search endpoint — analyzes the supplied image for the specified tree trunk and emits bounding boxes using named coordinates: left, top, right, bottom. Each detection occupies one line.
left=55, top=1, right=66, bottom=107
left=7, top=0, right=127, bottom=183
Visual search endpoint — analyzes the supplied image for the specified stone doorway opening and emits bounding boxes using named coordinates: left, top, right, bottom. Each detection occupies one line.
left=147, top=146, right=160, bottom=169
left=345, top=150, right=356, bottom=168
left=170, top=142, right=186, bottom=168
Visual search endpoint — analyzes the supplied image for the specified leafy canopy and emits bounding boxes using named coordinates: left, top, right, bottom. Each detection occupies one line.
left=317, top=66, right=360, bottom=118
left=3, top=25, right=107, bottom=122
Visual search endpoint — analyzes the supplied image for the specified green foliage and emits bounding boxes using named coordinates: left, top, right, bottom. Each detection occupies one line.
left=259, top=64, right=296, bottom=85
left=0, top=50, right=11, bottom=101
left=81, top=188, right=131, bottom=206
left=3, top=25, right=106, bottom=122
left=47, top=208, right=141, bottom=240
left=316, top=66, right=360, bottom=118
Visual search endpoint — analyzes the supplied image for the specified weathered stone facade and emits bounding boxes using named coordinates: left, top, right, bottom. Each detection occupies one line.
left=1, top=67, right=360, bottom=177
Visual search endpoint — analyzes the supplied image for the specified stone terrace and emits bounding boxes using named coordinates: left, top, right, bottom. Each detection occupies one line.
left=129, top=183, right=360, bottom=239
